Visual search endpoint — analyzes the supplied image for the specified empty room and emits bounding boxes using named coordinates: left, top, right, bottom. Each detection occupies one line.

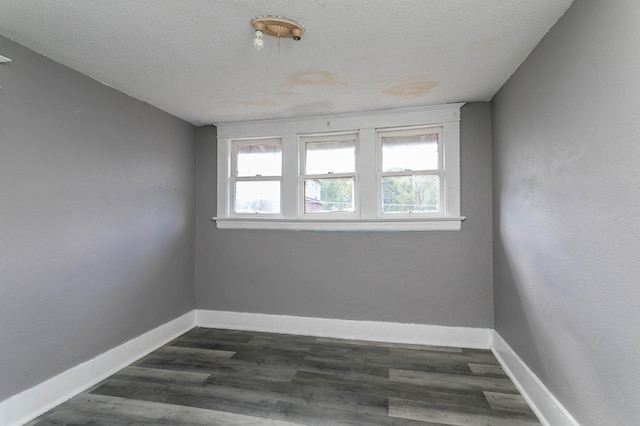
left=1, top=0, right=638, bottom=425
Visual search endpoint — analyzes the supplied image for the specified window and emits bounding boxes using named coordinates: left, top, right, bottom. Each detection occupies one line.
left=300, top=133, right=357, bottom=216
left=216, top=104, right=464, bottom=231
left=230, top=138, right=282, bottom=215
left=379, top=126, right=443, bottom=215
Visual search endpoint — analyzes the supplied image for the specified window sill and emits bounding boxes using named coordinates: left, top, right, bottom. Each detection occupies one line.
left=212, top=217, right=465, bottom=231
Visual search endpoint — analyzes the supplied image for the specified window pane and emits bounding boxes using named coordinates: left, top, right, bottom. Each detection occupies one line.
left=304, top=178, right=354, bottom=213
left=382, top=175, right=439, bottom=213
left=236, top=144, right=282, bottom=177
left=234, top=181, right=280, bottom=214
left=382, top=133, right=438, bottom=172
left=305, top=140, right=355, bottom=175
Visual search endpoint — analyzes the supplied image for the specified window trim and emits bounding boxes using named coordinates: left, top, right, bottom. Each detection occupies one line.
left=215, top=104, right=465, bottom=231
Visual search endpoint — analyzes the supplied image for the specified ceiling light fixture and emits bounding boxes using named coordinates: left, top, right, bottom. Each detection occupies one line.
left=252, top=16, right=304, bottom=51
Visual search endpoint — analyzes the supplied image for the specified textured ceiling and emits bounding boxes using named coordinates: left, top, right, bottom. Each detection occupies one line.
left=0, top=0, right=573, bottom=125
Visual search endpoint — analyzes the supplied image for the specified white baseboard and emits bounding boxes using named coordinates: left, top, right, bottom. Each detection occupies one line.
left=491, top=331, right=579, bottom=426
left=195, top=309, right=493, bottom=349
left=0, top=311, right=196, bottom=426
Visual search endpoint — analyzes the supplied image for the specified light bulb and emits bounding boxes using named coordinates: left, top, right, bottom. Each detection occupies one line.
left=254, top=30, right=264, bottom=50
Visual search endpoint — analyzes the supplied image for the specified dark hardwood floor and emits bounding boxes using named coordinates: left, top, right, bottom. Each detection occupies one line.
left=30, top=327, right=541, bottom=425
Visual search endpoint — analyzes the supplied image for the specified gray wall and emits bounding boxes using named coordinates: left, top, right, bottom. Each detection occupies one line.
left=195, top=103, right=493, bottom=328
left=0, top=36, right=196, bottom=401
left=491, top=0, right=640, bottom=423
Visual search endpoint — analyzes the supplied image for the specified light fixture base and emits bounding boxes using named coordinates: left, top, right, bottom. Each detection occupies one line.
left=252, top=16, right=304, bottom=40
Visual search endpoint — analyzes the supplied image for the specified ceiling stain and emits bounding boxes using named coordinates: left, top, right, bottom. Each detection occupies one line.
left=288, top=70, right=346, bottom=87
left=239, top=98, right=278, bottom=107
left=383, top=81, right=440, bottom=98
left=220, top=113, right=241, bottom=120
left=463, top=37, right=500, bottom=52
left=200, top=107, right=218, bottom=117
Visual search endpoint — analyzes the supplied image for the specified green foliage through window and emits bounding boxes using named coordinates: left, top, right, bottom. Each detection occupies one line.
left=382, top=175, right=439, bottom=213
left=305, top=178, right=354, bottom=212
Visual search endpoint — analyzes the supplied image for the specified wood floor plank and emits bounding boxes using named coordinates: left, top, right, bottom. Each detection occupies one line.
left=247, top=333, right=319, bottom=348
left=483, top=391, right=535, bottom=415
left=390, top=368, right=519, bottom=394
left=387, top=349, right=500, bottom=367
left=113, top=365, right=211, bottom=385
left=168, top=338, right=248, bottom=353
left=229, top=346, right=392, bottom=380
left=40, top=393, right=303, bottom=426
left=389, top=397, right=541, bottom=426
left=271, top=400, right=440, bottom=426
left=154, top=344, right=236, bottom=359
left=468, top=363, right=508, bottom=377
left=461, top=348, right=502, bottom=364
left=204, top=372, right=392, bottom=418
left=291, top=370, right=491, bottom=409
left=314, top=337, right=464, bottom=353
left=91, top=377, right=281, bottom=418
left=208, top=358, right=299, bottom=383
left=304, top=350, right=474, bottom=376
left=132, top=345, right=235, bottom=374
left=180, top=327, right=255, bottom=343
left=32, top=409, right=134, bottom=426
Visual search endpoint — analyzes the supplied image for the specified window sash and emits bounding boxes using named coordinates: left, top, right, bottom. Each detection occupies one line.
left=377, top=126, right=444, bottom=217
left=232, top=179, right=282, bottom=215
left=299, top=132, right=359, bottom=218
left=231, top=138, right=282, bottom=178
left=230, top=137, right=283, bottom=217
left=303, top=177, right=356, bottom=214
left=380, top=172, right=443, bottom=215
left=304, top=141, right=356, bottom=175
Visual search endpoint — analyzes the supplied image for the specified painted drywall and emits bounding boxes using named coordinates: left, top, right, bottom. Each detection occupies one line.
left=0, top=36, right=196, bottom=402
left=492, top=0, right=640, bottom=423
left=195, top=103, right=493, bottom=328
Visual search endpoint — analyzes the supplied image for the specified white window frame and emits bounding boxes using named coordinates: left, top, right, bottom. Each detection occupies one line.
left=299, top=131, right=359, bottom=219
left=228, top=136, right=283, bottom=218
left=215, top=104, right=465, bottom=231
left=377, top=125, right=444, bottom=218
